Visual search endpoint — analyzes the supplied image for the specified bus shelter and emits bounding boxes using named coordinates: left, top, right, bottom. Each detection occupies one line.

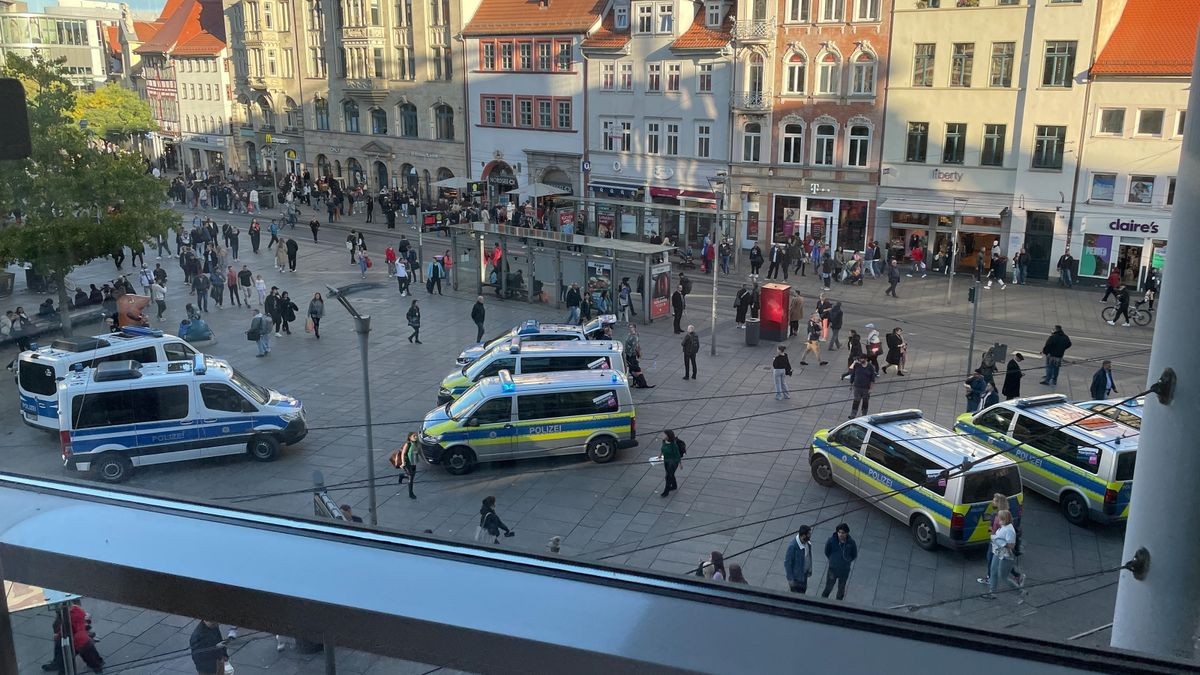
left=444, top=222, right=675, bottom=326
left=549, top=195, right=741, bottom=264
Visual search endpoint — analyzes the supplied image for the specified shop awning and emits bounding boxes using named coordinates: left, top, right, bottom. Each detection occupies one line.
left=590, top=181, right=642, bottom=200
left=878, top=197, right=1006, bottom=220
left=679, top=189, right=718, bottom=205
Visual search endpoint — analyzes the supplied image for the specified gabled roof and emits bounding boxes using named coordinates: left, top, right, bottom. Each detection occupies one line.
left=135, top=0, right=225, bottom=57
left=581, top=12, right=630, bottom=49
left=670, top=8, right=732, bottom=51
left=133, top=20, right=161, bottom=43
left=1092, top=0, right=1200, bottom=76
left=104, top=25, right=121, bottom=57
left=463, top=0, right=604, bottom=36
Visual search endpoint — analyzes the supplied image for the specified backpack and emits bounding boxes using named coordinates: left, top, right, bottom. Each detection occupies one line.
left=676, top=437, right=687, bottom=456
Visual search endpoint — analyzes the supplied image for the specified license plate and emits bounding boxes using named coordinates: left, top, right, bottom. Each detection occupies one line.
left=24, top=410, right=37, bottom=420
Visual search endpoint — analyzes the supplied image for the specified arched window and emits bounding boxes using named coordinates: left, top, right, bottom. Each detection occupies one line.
left=434, top=104, right=454, bottom=140
left=742, top=122, right=761, bottom=162
left=285, top=97, right=301, bottom=129
left=370, top=107, right=387, bottom=134
left=257, top=97, right=275, bottom=129
left=343, top=100, right=360, bottom=133
left=784, top=53, right=806, bottom=95
left=813, top=123, right=836, bottom=166
left=851, top=52, right=876, bottom=95
left=817, top=52, right=840, bottom=95
left=846, top=124, right=870, bottom=167
left=399, top=103, right=418, bottom=138
left=314, top=97, right=329, bottom=130
left=781, top=123, right=804, bottom=163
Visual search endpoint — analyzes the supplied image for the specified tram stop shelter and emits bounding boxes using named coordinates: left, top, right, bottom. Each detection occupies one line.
left=443, top=221, right=675, bottom=326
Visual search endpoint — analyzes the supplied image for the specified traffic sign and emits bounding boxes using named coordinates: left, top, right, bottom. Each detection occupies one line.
left=581, top=160, right=591, bottom=172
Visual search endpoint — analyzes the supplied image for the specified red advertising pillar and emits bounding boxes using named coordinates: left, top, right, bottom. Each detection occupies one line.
left=760, top=283, right=791, bottom=342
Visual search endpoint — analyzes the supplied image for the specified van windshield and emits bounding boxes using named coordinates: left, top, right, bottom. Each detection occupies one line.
left=230, top=368, right=271, bottom=405
left=961, top=465, right=1022, bottom=504
left=448, top=387, right=487, bottom=420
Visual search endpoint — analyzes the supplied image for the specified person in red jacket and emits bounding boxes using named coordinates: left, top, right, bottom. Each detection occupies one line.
left=384, top=246, right=397, bottom=277
left=43, top=601, right=104, bottom=673
left=1101, top=265, right=1121, bottom=302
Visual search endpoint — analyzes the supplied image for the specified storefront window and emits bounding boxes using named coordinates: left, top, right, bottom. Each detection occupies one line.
left=838, top=200, right=867, bottom=252
left=773, top=195, right=802, bottom=243
left=1079, top=233, right=1114, bottom=277
left=1151, top=239, right=1167, bottom=273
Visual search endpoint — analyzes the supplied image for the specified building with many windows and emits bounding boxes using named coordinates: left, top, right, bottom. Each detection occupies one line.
left=0, top=0, right=120, bottom=87
left=878, top=0, right=1107, bottom=279
left=1070, top=0, right=1194, bottom=286
left=581, top=0, right=734, bottom=244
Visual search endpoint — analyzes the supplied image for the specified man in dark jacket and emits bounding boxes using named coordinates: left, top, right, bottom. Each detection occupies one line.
left=885, top=260, right=901, bottom=297
left=190, top=620, right=227, bottom=675
left=1039, top=325, right=1072, bottom=386
left=564, top=283, right=582, bottom=324
left=1090, top=360, right=1117, bottom=400
left=671, top=286, right=686, bottom=334
left=285, top=237, right=299, bottom=272
left=1108, top=285, right=1131, bottom=326
left=681, top=324, right=699, bottom=380
left=822, top=523, right=858, bottom=600
left=1002, top=352, right=1024, bottom=400
left=471, top=295, right=486, bottom=342
left=848, top=355, right=876, bottom=417
left=784, top=525, right=814, bottom=593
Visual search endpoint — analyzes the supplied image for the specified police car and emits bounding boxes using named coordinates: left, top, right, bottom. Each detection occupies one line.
left=439, top=339, right=624, bottom=404
left=1076, top=397, right=1144, bottom=431
left=811, top=410, right=1022, bottom=550
left=455, top=315, right=617, bottom=366
left=955, top=394, right=1138, bottom=525
left=421, top=369, right=637, bottom=474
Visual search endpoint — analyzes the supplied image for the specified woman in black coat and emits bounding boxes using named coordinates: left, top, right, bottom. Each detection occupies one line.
left=278, top=291, right=299, bottom=335
left=406, top=299, right=422, bottom=343
left=882, top=327, right=907, bottom=376
left=1002, top=353, right=1024, bottom=400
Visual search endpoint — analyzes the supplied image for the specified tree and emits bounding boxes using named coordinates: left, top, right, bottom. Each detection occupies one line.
left=0, top=51, right=172, bottom=336
left=71, top=83, right=157, bottom=141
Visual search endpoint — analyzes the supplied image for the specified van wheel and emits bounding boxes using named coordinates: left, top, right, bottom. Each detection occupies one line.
left=1060, top=492, right=1089, bottom=526
left=811, top=455, right=835, bottom=487
left=911, top=515, right=937, bottom=551
left=587, top=437, right=616, bottom=463
left=95, top=454, right=132, bottom=483
left=248, top=435, right=280, bottom=462
left=444, top=446, right=475, bottom=475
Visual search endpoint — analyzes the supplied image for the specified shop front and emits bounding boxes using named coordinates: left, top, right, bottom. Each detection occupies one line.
left=181, top=134, right=229, bottom=178
left=1077, top=212, right=1169, bottom=289
left=482, top=160, right=519, bottom=207
left=877, top=196, right=1006, bottom=273
left=770, top=194, right=871, bottom=253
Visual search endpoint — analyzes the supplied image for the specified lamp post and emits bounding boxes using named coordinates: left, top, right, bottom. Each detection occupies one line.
left=945, top=196, right=969, bottom=306
left=325, top=284, right=378, bottom=527
left=707, top=173, right=727, bottom=356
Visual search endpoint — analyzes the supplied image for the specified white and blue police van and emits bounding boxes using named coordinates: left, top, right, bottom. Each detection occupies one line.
left=58, top=355, right=306, bottom=482
left=17, top=327, right=199, bottom=430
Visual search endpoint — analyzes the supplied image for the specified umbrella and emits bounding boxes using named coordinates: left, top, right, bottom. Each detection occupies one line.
left=507, top=182, right=568, bottom=198
left=432, top=176, right=470, bottom=190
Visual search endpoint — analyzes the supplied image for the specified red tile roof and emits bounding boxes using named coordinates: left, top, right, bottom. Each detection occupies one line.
left=135, top=0, right=225, bottom=57
left=581, top=12, right=630, bottom=49
left=463, top=0, right=604, bottom=36
left=133, top=20, right=161, bottom=43
left=669, top=8, right=732, bottom=51
left=104, top=24, right=121, bottom=57
left=1092, top=0, right=1200, bottom=76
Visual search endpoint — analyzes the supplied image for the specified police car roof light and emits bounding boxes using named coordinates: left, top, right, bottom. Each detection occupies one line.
left=118, top=326, right=164, bottom=339
left=509, top=337, right=522, bottom=354
left=498, top=369, right=516, bottom=392
left=867, top=410, right=923, bottom=425
left=517, top=320, right=540, bottom=335
left=193, top=353, right=207, bottom=375
left=1015, top=394, right=1068, bottom=409
left=93, top=360, right=143, bottom=382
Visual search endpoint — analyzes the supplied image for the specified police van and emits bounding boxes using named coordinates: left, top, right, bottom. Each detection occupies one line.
left=955, top=394, right=1138, bottom=525
left=811, top=410, right=1023, bottom=551
left=455, top=315, right=617, bottom=366
left=58, top=355, right=306, bottom=483
left=17, top=327, right=199, bottom=430
left=439, top=339, right=624, bottom=404
left=421, top=369, right=637, bottom=474
left=1076, top=397, right=1144, bottom=431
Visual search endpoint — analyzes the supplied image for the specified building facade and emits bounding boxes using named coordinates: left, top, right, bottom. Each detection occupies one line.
left=0, top=1, right=120, bottom=87
left=581, top=0, right=734, bottom=244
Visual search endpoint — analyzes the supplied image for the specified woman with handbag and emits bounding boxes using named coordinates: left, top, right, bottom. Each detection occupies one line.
left=865, top=324, right=882, bottom=372
left=278, top=291, right=298, bottom=335
left=391, top=432, right=419, bottom=499
left=307, top=292, right=324, bottom=339
left=478, top=496, right=514, bottom=544
left=406, top=299, right=422, bottom=344
left=883, top=327, right=907, bottom=376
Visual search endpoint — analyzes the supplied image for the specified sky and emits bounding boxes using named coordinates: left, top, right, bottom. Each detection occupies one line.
left=26, top=0, right=166, bottom=16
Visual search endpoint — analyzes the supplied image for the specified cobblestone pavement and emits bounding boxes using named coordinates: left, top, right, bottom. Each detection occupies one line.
left=2, top=201, right=1156, bottom=671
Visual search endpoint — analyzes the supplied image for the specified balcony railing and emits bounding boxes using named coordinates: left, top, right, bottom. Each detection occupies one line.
left=242, top=29, right=263, bottom=43
left=732, top=90, right=772, bottom=111
left=733, top=20, right=775, bottom=41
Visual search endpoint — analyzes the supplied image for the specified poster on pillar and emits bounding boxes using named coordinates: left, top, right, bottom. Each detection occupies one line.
left=650, top=262, right=672, bottom=319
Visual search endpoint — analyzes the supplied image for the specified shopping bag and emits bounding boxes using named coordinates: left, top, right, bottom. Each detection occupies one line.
left=304, top=318, right=314, bottom=333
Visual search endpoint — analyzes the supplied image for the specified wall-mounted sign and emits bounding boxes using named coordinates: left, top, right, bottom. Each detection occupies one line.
left=931, top=169, right=963, bottom=182
left=1108, top=218, right=1159, bottom=234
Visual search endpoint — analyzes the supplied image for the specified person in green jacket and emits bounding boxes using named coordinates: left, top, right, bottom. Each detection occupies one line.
left=660, top=429, right=681, bottom=497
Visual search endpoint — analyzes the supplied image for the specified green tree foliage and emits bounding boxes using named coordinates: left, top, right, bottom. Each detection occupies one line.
left=72, top=83, right=157, bottom=140
left=0, top=51, right=172, bottom=335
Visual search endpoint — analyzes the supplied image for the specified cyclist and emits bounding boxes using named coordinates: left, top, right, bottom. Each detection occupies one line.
left=1107, top=285, right=1131, bottom=327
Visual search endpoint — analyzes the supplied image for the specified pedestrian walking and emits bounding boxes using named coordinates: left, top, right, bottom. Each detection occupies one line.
left=658, top=429, right=682, bottom=497
left=285, top=237, right=299, bottom=272
left=767, top=244, right=784, bottom=279
left=385, top=246, right=397, bottom=277
left=981, top=510, right=1024, bottom=601
left=788, top=290, right=804, bottom=337
left=267, top=218, right=281, bottom=249
left=229, top=226, right=241, bottom=260
left=735, top=284, right=752, bottom=328
left=391, top=431, right=419, bottom=499
left=865, top=324, right=882, bottom=371
left=189, top=620, right=227, bottom=675
left=1002, top=353, right=1024, bottom=399
left=226, top=266, right=241, bottom=307
left=471, top=296, right=486, bottom=342
left=208, top=269, right=224, bottom=309
left=274, top=238, right=288, bottom=272
left=828, top=301, right=843, bottom=350
left=681, top=325, right=699, bottom=379
left=978, top=494, right=1025, bottom=589
left=249, top=219, right=262, bottom=254
left=816, top=293, right=832, bottom=340
left=426, top=256, right=443, bottom=294
left=784, top=525, right=814, bottom=593
left=886, top=260, right=901, bottom=298
left=843, top=329, right=863, bottom=369
left=1057, top=252, right=1075, bottom=287
left=357, top=248, right=370, bottom=279
left=671, top=285, right=686, bottom=334
left=882, top=327, right=907, bottom=376
left=477, top=495, right=514, bottom=543
left=309, top=217, right=320, bottom=243
left=1090, top=360, right=1118, bottom=400
left=985, top=253, right=1008, bottom=290
left=138, top=265, right=153, bottom=295
left=821, top=523, right=858, bottom=600
left=406, top=299, right=422, bottom=343
left=1107, top=285, right=1132, bottom=326
left=1038, top=325, right=1072, bottom=386
left=749, top=244, right=764, bottom=276
left=307, top=292, right=324, bottom=338
left=819, top=255, right=833, bottom=290
left=708, top=551, right=727, bottom=581
left=800, top=313, right=827, bottom=366
left=847, top=354, right=877, bottom=417
left=396, top=258, right=410, bottom=295
left=254, top=274, right=267, bottom=307
left=151, top=280, right=167, bottom=320
left=965, top=369, right=988, bottom=412
left=265, top=287, right=283, bottom=336
left=772, top=344, right=793, bottom=400
left=250, top=308, right=271, bottom=357
left=346, top=231, right=358, bottom=265
left=1101, top=265, right=1121, bottom=302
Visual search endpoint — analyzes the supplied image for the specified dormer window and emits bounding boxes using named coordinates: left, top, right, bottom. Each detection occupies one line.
left=705, top=1, right=721, bottom=27
left=615, top=4, right=629, bottom=28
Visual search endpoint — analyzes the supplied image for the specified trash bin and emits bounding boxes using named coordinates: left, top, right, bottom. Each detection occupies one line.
left=745, top=317, right=760, bottom=346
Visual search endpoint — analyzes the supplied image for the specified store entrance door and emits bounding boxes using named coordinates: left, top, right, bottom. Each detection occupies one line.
left=1025, top=212, right=1054, bottom=280
left=1117, top=242, right=1144, bottom=288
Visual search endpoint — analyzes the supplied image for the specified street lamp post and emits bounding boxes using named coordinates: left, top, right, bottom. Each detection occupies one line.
left=707, top=174, right=727, bottom=356
left=325, top=284, right=378, bottom=527
left=945, top=197, right=969, bottom=306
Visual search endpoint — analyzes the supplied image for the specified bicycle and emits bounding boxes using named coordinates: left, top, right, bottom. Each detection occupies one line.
left=1101, top=301, right=1152, bottom=327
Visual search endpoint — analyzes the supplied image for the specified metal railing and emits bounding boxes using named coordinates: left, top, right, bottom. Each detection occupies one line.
left=733, top=20, right=775, bottom=40
left=732, top=90, right=773, bottom=111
